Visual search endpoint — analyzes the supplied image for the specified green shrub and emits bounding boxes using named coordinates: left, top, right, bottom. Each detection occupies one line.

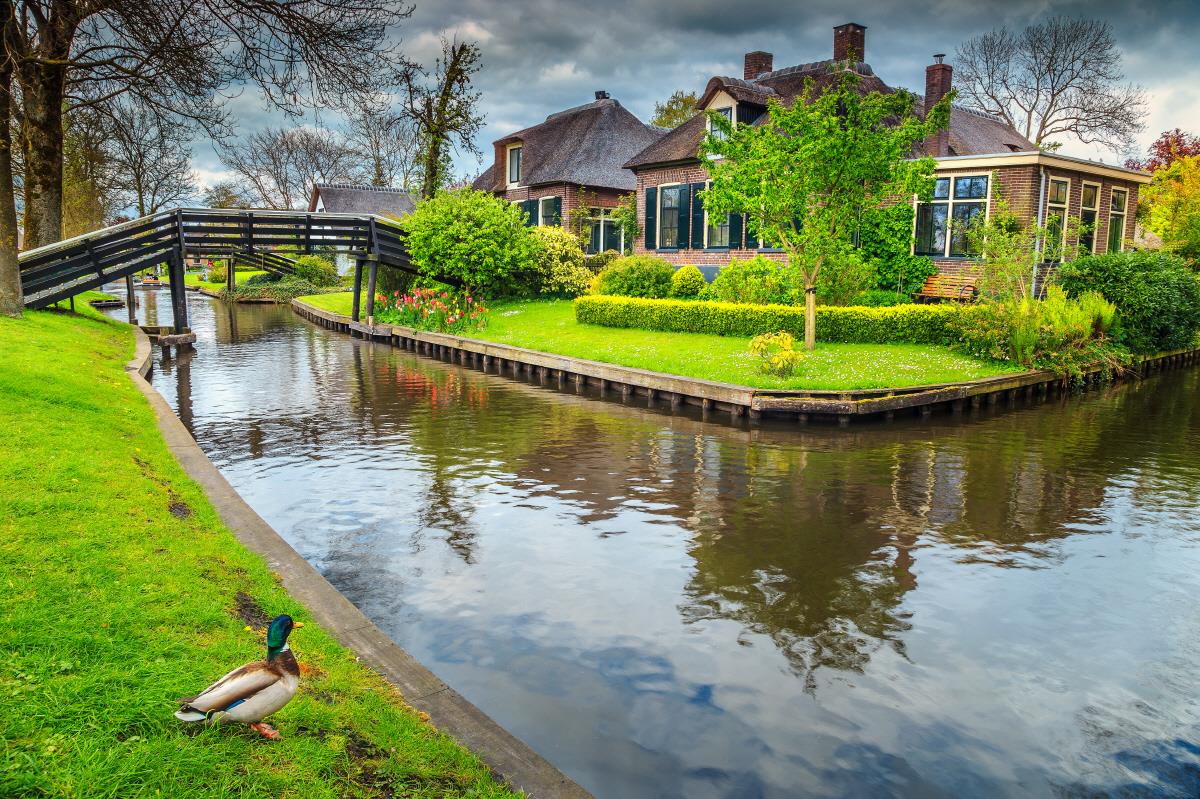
left=949, top=288, right=1125, bottom=376
left=853, top=289, right=914, bottom=307
left=207, top=265, right=227, bottom=284
left=1058, top=250, right=1200, bottom=353
left=857, top=204, right=938, bottom=295
left=291, top=254, right=339, bottom=286
left=670, top=265, right=707, bottom=298
left=593, top=254, right=675, bottom=298
left=575, top=294, right=965, bottom=344
left=401, top=188, right=536, bottom=296
left=525, top=226, right=592, bottom=297
left=245, top=272, right=279, bottom=286
left=704, top=255, right=800, bottom=305
left=583, top=249, right=620, bottom=273
left=750, top=331, right=804, bottom=376
left=223, top=276, right=338, bottom=303
left=815, top=251, right=876, bottom=306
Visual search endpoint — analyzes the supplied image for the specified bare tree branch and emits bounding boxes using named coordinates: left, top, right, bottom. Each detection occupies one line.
left=954, top=17, right=1145, bottom=153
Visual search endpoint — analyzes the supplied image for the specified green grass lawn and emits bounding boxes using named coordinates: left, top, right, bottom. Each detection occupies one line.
left=0, top=302, right=519, bottom=798
left=298, top=293, right=1020, bottom=390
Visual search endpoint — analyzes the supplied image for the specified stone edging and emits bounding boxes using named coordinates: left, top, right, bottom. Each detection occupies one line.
left=123, top=326, right=591, bottom=799
left=292, top=298, right=1200, bottom=425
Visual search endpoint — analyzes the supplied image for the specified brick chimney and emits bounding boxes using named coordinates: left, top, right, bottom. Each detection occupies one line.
left=924, top=54, right=953, bottom=157
left=744, top=51, right=774, bottom=80
left=595, top=90, right=610, bottom=100
left=833, top=23, right=866, bottom=62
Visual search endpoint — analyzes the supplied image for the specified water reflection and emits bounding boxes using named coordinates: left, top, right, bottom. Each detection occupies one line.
left=115, top=291, right=1200, bottom=799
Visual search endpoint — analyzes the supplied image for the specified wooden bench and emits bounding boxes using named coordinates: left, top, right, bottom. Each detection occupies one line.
left=916, top=274, right=978, bottom=302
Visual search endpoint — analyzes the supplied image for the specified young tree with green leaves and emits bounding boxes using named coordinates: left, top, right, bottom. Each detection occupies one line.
left=651, top=90, right=699, bottom=129
left=700, top=69, right=951, bottom=349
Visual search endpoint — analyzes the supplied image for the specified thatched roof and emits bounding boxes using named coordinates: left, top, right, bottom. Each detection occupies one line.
left=474, top=97, right=663, bottom=193
left=307, top=184, right=417, bottom=217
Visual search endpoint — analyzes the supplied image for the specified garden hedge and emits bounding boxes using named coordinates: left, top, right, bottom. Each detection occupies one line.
left=575, top=295, right=968, bottom=344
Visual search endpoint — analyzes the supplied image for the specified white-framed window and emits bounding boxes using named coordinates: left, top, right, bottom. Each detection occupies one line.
left=702, top=181, right=731, bottom=248
left=1079, top=181, right=1101, bottom=254
left=707, top=105, right=734, bottom=141
left=537, top=196, right=560, bottom=226
left=1044, top=177, right=1070, bottom=261
left=584, top=207, right=624, bottom=254
left=506, top=144, right=522, bottom=186
left=913, top=174, right=990, bottom=258
left=1107, top=187, right=1128, bottom=253
left=658, top=183, right=682, bottom=249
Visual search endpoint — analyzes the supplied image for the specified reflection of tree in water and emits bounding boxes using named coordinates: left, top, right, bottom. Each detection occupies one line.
left=418, top=468, right=479, bottom=564
left=679, top=445, right=920, bottom=691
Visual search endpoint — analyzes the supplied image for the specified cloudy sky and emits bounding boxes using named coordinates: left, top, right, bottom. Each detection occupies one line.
left=192, top=0, right=1200, bottom=190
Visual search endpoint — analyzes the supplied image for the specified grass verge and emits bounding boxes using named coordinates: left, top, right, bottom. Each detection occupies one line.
left=178, top=271, right=268, bottom=291
left=0, top=303, right=520, bottom=798
left=298, top=293, right=1020, bottom=390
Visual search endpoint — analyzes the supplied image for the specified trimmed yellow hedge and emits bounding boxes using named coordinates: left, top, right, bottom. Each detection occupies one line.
left=575, top=295, right=968, bottom=344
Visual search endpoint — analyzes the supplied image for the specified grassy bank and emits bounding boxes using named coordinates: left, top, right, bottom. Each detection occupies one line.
left=178, top=270, right=268, bottom=291
left=0, top=305, right=519, bottom=798
left=298, top=293, right=1019, bottom=390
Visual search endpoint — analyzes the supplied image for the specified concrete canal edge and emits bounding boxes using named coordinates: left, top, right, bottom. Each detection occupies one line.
left=123, top=326, right=593, bottom=799
left=291, top=298, right=1200, bottom=425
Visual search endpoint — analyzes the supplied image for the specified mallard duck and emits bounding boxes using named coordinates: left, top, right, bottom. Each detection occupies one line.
left=174, top=614, right=300, bottom=740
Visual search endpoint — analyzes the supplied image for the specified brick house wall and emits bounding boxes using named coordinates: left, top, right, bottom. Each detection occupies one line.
left=492, top=182, right=627, bottom=230
left=633, top=159, right=1142, bottom=279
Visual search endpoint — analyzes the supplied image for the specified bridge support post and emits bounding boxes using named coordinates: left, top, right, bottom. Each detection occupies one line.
left=125, top=275, right=136, bottom=324
left=364, top=256, right=379, bottom=325
left=167, top=249, right=189, bottom=333
left=227, top=253, right=235, bottom=292
left=351, top=257, right=364, bottom=322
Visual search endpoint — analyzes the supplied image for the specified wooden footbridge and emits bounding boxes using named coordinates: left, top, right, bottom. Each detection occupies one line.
left=18, top=208, right=415, bottom=331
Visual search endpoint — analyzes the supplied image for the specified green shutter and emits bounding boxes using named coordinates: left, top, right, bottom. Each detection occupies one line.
left=521, top=199, right=537, bottom=226
left=550, top=196, right=562, bottom=226
left=729, top=213, right=743, bottom=249
left=678, top=183, right=691, bottom=250
left=644, top=188, right=657, bottom=250
left=690, top=182, right=705, bottom=249
left=744, top=215, right=758, bottom=249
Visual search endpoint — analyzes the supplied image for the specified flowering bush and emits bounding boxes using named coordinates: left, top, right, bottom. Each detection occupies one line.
left=525, top=226, right=592, bottom=297
left=374, top=287, right=489, bottom=333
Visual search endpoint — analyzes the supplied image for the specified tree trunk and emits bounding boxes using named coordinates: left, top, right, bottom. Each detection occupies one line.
left=20, top=61, right=68, bottom=248
left=0, top=45, right=21, bottom=316
left=804, top=284, right=816, bottom=351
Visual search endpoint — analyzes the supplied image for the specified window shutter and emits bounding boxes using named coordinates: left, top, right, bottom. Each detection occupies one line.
left=744, top=215, right=757, bottom=249
left=729, top=213, right=743, bottom=250
left=551, top=196, right=562, bottom=226
left=690, top=182, right=705, bottom=249
left=644, top=188, right=657, bottom=250
left=521, top=199, right=537, bottom=226
left=678, top=183, right=691, bottom=250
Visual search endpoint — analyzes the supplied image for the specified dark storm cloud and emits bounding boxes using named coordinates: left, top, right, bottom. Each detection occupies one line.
left=192, top=0, right=1200, bottom=183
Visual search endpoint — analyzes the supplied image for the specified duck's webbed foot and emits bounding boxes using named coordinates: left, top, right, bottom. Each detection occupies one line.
left=249, top=722, right=281, bottom=740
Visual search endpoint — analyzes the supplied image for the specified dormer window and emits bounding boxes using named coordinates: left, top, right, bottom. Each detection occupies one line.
left=708, top=106, right=734, bottom=140
left=507, top=144, right=522, bottom=186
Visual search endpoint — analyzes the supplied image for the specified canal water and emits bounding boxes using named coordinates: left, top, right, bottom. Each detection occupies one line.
left=117, top=290, right=1200, bottom=798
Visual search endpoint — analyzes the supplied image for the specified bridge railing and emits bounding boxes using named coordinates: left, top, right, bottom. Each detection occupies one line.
left=18, top=207, right=416, bottom=327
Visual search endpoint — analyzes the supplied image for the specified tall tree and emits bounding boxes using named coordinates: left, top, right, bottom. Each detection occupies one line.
left=1141, top=154, right=1200, bottom=263
left=403, top=38, right=483, bottom=200
left=61, top=105, right=122, bottom=238
left=0, top=0, right=20, bottom=316
left=1125, top=128, right=1200, bottom=172
left=0, top=0, right=412, bottom=316
left=955, top=17, right=1145, bottom=153
left=346, top=103, right=419, bottom=189
left=107, top=100, right=197, bottom=217
left=700, top=70, right=951, bottom=350
left=219, top=125, right=356, bottom=210
left=651, top=90, right=699, bottom=129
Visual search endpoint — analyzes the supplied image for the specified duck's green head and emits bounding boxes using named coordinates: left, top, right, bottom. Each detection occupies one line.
left=266, top=614, right=294, bottom=660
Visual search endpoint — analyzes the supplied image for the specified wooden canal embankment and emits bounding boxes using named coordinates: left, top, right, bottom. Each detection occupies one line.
left=292, top=298, right=1200, bottom=426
